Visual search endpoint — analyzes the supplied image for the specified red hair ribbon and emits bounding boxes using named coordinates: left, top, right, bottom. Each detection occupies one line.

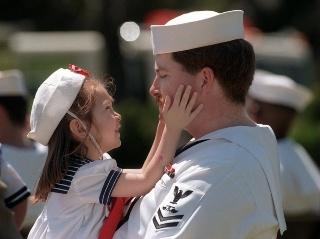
left=68, top=64, right=91, bottom=77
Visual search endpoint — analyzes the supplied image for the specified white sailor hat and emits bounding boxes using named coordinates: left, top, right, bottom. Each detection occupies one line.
left=27, top=66, right=87, bottom=145
left=248, top=70, right=313, bottom=112
left=150, top=10, right=244, bottom=54
left=0, top=69, right=27, bottom=96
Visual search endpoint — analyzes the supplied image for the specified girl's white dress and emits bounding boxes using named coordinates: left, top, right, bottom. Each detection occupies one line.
left=28, top=154, right=122, bottom=239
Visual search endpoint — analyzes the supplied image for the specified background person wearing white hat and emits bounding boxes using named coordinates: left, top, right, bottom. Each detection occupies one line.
left=246, top=69, right=320, bottom=239
left=115, top=10, right=286, bottom=239
left=0, top=69, right=47, bottom=232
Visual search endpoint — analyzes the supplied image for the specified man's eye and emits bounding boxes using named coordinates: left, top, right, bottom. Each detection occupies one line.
left=159, top=74, right=167, bottom=78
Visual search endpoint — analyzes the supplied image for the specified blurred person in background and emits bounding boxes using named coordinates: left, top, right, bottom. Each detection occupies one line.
left=246, top=69, right=320, bottom=239
left=0, top=69, right=47, bottom=233
left=1, top=143, right=30, bottom=235
left=1, top=143, right=24, bottom=239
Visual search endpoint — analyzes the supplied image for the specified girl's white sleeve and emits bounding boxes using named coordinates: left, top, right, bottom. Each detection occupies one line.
left=72, top=159, right=122, bottom=206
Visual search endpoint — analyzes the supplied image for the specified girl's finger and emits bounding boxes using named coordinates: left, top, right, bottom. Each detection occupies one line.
left=162, top=95, right=171, bottom=114
left=189, top=104, right=204, bottom=121
left=185, top=92, right=198, bottom=113
left=173, top=85, right=184, bottom=106
left=180, top=85, right=192, bottom=109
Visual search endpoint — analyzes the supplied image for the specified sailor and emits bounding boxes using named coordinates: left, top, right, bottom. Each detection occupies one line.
left=114, top=10, right=286, bottom=239
left=0, top=69, right=47, bottom=229
left=247, top=69, right=319, bottom=239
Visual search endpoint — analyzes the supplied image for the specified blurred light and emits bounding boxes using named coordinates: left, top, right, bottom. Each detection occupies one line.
left=120, top=21, right=140, bottom=42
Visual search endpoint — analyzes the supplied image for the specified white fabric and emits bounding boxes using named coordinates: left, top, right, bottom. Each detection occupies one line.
left=27, top=68, right=86, bottom=145
left=151, top=10, right=244, bottom=54
left=115, top=125, right=286, bottom=239
left=28, top=157, right=121, bottom=239
left=249, top=70, right=313, bottom=112
left=2, top=142, right=47, bottom=227
left=278, top=138, right=320, bottom=215
left=0, top=157, right=30, bottom=208
left=0, top=69, right=27, bottom=96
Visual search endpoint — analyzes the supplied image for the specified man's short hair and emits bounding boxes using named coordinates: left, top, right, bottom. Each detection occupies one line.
left=172, top=39, right=255, bottom=103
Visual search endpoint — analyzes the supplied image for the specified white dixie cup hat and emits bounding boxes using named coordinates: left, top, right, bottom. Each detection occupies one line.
left=0, top=69, right=28, bottom=96
left=248, top=70, right=313, bottom=112
left=150, top=10, right=244, bottom=54
left=27, top=68, right=86, bottom=145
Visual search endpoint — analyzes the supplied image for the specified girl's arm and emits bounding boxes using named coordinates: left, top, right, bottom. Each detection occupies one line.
left=123, top=120, right=164, bottom=174
left=141, top=119, right=165, bottom=171
left=112, top=85, right=203, bottom=197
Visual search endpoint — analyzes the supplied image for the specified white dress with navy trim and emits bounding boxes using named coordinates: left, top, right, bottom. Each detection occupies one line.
left=28, top=154, right=122, bottom=239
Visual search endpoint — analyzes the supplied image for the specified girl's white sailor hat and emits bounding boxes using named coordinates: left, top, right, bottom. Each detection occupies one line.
left=27, top=65, right=88, bottom=145
left=150, top=10, right=244, bottom=54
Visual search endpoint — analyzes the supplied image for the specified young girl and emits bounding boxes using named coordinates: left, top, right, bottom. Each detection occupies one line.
left=26, top=65, right=202, bottom=239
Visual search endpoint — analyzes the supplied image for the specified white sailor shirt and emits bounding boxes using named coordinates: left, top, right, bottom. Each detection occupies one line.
left=27, top=154, right=122, bottom=239
left=0, top=146, right=31, bottom=210
left=278, top=138, right=320, bottom=215
left=114, top=125, right=286, bottom=239
left=2, top=142, right=47, bottom=227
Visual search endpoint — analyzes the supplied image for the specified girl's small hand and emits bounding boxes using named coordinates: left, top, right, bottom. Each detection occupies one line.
left=161, top=85, right=203, bottom=131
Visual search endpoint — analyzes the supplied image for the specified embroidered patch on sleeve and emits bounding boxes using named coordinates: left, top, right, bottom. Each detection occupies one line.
left=152, top=182, right=205, bottom=231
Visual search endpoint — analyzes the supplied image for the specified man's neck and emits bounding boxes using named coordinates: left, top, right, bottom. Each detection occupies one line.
left=187, top=101, right=255, bottom=139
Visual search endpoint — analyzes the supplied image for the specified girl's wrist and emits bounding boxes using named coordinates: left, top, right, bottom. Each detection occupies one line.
left=165, top=125, right=183, bottom=134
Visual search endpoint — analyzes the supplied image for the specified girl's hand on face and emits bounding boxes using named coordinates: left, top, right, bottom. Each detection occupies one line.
left=161, top=85, right=203, bottom=131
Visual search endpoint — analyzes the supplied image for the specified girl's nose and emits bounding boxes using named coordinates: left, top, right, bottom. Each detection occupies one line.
left=115, top=112, right=121, bottom=121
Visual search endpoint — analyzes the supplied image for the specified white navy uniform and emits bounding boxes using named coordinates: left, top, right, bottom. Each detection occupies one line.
left=115, top=125, right=286, bottom=239
left=27, top=154, right=122, bottom=239
left=2, top=142, right=47, bottom=227
left=278, top=138, right=320, bottom=215
left=0, top=144, right=31, bottom=210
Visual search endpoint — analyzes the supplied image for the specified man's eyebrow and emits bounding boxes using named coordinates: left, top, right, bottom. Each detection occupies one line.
left=155, top=67, right=167, bottom=73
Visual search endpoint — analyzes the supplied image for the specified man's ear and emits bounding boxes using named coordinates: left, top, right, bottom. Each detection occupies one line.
left=198, top=67, right=214, bottom=90
left=69, top=119, right=87, bottom=140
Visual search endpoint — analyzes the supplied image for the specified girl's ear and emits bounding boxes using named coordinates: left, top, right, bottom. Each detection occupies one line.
left=69, top=119, right=87, bottom=140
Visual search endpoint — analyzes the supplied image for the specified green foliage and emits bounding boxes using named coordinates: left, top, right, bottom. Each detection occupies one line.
left=110, top=98, right=158, bottom=168
left=290, top=88, right=320, bottom=167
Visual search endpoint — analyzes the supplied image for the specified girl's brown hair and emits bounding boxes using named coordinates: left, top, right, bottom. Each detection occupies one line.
left=34, top=77, right=114, bottom=202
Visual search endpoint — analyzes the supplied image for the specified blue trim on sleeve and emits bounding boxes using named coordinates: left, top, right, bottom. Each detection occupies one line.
left=5, top=186, right=30, bottom=208
left=99, top=169, right=122, bottom=205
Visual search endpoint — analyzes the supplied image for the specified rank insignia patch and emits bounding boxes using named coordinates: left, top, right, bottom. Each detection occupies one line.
left=152, top=183, right=205, bottom=230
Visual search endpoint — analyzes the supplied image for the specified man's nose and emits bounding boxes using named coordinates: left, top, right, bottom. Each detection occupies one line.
left=149, top=77, right=159, bottom=96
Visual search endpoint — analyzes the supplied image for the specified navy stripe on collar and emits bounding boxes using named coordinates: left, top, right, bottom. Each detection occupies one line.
left=174, top=139, right=209, bottom=157
left=51, top=155, right=93, bottom=194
